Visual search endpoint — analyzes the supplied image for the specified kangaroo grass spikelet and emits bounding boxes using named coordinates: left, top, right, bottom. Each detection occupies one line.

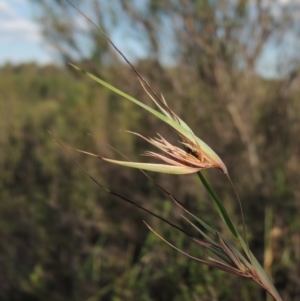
left=65, top=64, right=282, bottom=300
left=69, top=63, right=227, bottom=175
left=62, top=2, right=283, bottom=300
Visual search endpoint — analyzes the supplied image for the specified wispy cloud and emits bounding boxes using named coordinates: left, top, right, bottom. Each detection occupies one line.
left=0, top=19, right=41, bottom=43
left=0, top=1, right=17, bottom=17
left=0, top=0, right=42, bottom=43
left=0, top=0, right=55, bottom=65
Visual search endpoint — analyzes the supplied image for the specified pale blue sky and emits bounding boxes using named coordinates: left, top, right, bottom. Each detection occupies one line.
left=0, top=0, right=56, bottom=65
left=0, top=0, right=299, bottom=78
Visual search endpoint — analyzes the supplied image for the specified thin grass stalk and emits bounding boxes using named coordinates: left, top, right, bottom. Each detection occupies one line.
left=58, top=2, right=284, bottom=300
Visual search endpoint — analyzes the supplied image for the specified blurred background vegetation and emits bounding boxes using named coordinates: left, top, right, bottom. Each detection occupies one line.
left=1, top=0, right=300, bottom=300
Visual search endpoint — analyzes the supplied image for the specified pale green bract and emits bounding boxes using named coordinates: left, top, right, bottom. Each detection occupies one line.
left=69, top=63, right=228, bottom=175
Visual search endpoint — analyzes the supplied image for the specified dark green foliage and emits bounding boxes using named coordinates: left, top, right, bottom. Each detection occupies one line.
left=1, top=60, right=300, bottom=300
left=0, top=63, right=217, bottom=301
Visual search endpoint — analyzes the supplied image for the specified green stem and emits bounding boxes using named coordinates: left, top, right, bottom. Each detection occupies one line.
left=197, top=171, right=239, bottom=238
